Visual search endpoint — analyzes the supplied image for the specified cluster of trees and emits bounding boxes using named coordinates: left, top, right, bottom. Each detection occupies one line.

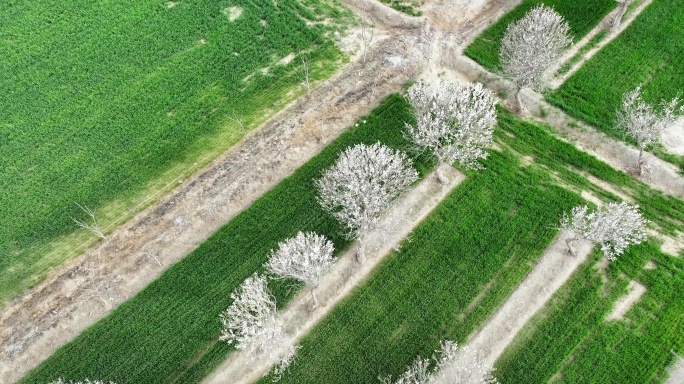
left=64, top=6, right=669, bottom=379
left=499, top=4, right=681, bottom=174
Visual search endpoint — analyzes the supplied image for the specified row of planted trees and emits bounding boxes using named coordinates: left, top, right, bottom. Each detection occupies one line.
left=215, top=78, right=650, bottom=383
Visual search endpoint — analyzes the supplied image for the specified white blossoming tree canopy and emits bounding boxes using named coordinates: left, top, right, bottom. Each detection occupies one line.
left=560, top=202, right=648, bottom=261
left=616, top=85, right=683, bottom=175
left=316, top=142, right=418, bottom=262
left=265, top=231, right=335, bottom=306
left=380, top=340, right=499, bottom=384
left=219, top=273, right=297, bottom=379
left=405, top=80, right=497, bottom=176
left=500, top=4, right=572, bottom=110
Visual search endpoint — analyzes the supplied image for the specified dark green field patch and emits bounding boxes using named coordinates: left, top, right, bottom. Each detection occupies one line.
left=0, top=0, right=350, bottom=302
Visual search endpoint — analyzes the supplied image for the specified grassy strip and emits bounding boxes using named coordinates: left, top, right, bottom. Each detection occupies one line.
left=548, top=0, right=684, bottom=170
left=378, top=0, right=423, bottom=16
left=0, top=0, right=352, bottom=302
left=491, top=109, right=684, bottom=383
left=19, top=95, right=433, bottom=384
left=495, top=242, right=684, bottom=383
left=259, top=142, right=583, bottom=382
left=464, top=0, right=616, bottom=70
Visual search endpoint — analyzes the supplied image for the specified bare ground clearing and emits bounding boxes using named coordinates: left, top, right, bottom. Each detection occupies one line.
left=663, top=117, right=684, bottom=156
left=666, top=354, right=684, bottom=384
left=203, top=166, right=465, bottom=383
left=433, top=232, right=594, bottom=383
left=0, top=11, right=431, bottom=381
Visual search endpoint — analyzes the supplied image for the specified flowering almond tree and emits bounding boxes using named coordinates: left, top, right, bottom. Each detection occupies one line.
left=405, top=80, right=497, bottom=183
left=380, top=340, right=498, bottom=384
left=220, top=274, right=297, bottom=379
left=265, top=231, right=335, bottom=307
left=500, top=4, right=572, bottom=112
left=616, top=85, right=682, bottom=176
left=316, top=142, right=418, bottom=262
left=560, top=202, right=648, bottom=261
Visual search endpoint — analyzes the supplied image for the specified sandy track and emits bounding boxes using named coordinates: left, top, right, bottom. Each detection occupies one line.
left=0, top=18, right=431, bottom=383
left=433, top=232, right=593, bottom=383
left=203, top=166, right=466, bottom=384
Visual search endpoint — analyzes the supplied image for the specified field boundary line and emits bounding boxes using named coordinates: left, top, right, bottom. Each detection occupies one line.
left=433, top=231, right=593, bottom=383
left=549, top=0, right=654, bottom=89
left=203, top=166, right=466, bottom=384
left=0, top=28, right=429, bottom=383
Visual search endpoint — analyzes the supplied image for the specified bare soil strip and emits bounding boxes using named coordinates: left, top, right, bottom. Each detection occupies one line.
left=605, top=279, right=647, bottom=321
left=203, top=167, right=466, bottom=384
left=549, top=0, right=654, bottom=89
left=0, top=20, right=430, bottom=383
left=433, top=232, right=594, bottom=383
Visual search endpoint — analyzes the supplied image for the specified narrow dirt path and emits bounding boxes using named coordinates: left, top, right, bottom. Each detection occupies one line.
left=433, top=232, right=594, bottom=383
left=203, top=167, right=466, bottom=384
left=549, top=0, right=653, bottom=89
left=0, top=15, right=431, bottom=383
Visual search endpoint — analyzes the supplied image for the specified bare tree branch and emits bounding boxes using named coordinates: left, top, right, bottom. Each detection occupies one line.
left=360, top=19, right=375, bottom=64
left=72, top=202, right=106, bottom=239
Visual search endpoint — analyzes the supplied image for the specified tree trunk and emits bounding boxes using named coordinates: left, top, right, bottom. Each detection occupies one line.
left=435, top=159, right=449, bottom=184
left=612, top=1, right=630, bottom=32
left=515, top=86, right=526, bottom=114
left=356, top=239, right=366, bottom=263
left=565, top=237, right=578, bottom=256
left=310, top=287, right=318, bottom=309
left=637, top=146, right=644, bottom=176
